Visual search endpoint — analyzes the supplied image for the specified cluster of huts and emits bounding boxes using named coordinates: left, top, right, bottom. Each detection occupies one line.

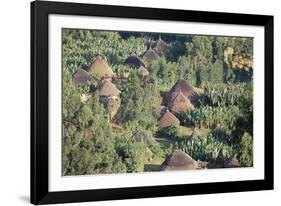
left=71, top=37, right=239, bottom=172
left=72, top=37, right=169, bottom=121
left=159, top=79, right=199, bottom=129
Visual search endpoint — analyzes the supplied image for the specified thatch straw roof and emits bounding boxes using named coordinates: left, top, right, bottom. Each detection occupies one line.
left=168, top=91, right=194, bottom=113
left=88, top=56, right=114, bottom=78
left=159, top=110, right=180, bottom=128
left=224, top=154, right=241, bottom=168
left=124, top=55, right=146, bottom=68
left=143, top=48, right=160, bottom=62
left=151, top=37, right=168, bottom=53
left=138, top=66, right=150, bottom=77
left=72, top=68, right=94, bottom=85
left=160, top=150, right=198, bottom=171
left=99, top=79, right=121, bottom=97
left=131, top=130, right=156, bottom=145
left=167, top=79, right=199, bottom=105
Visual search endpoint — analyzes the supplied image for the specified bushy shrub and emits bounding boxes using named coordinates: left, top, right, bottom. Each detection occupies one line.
left=238, top=132, right=253, bottom=167
left=156, top=125, right=180, bottom=140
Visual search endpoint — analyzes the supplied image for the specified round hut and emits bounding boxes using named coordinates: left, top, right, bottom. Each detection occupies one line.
left=142, top=48, right=160, bottom=62
left=224, top=154, right=241, bottom=168
left=99, top=79, right=121, bottom=98
left=99, top=80, right=121, bottom=120
left=138, top=66, right=150, bottom=77
left=72, top=68, right=94, bottom=85
left=159, top=110, right=180, bottom=128
left=160, top=150, right=198, bottom=171
left=124, top=54, right=146, bottom=68
left=168, top=91, right=194, bottom=113
left=151, top=36, right=168, bottom=53
left=167, top=79, right=199, bottom=106
left=88, top=56, right=114, bottom=79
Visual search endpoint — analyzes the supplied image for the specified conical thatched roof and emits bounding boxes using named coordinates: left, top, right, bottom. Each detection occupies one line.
left=159, top=110, right=180, bottom=128
left=160, top=150, right=198, bottom=171
left=72, top=68, right=94, bottom=85
left=138, top=66, right=150, bottom=77
left=124, top=54, right=146, bottom=68
left=99, top=79, right=121, bottom=97
left=224, top=154, right=241, bottom=168
left=88, top=56, right=114, bottom=78
left=168, top=91, right=194, bottom=113
left=167, top=79, right=199, bottom=105
left=151, top=37, right=167, bottom=53
left=143, top=48, right=160, bottom=62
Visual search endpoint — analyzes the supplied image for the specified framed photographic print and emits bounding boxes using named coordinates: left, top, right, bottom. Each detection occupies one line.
left=31, top=0, right=274, bottom=204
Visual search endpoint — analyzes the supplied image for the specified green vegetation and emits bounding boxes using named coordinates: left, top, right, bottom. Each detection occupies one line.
left=177, top=133, right=234, bottom=165
left=63, top=29, right=254, bottom=175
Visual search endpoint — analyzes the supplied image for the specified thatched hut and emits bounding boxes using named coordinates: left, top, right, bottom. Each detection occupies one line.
left=142, top=48, right=160, bottom=62
left=138, top=66, right=150, bottom=77
left=159, top=110, right=180, bottom=128
left=160, top=150, right=198, bottom=171
left=124, top=54, right=146, bottom=68
left=99, top=79, right=121, bottom=98
left=99, top=80, right=121, bottom=121
left=224, top=154, right=241, bottom=168
left=168, top=91, right=194, bottom=113
left=167, top=79, right=199, bottom=106
left=72, top=68, right=94, bottom=85
left=151, top=37, right=168, bottom=53
left=88, top=56, right=114, bottom=79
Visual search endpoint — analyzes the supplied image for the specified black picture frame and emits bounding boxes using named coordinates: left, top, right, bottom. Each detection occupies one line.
left=31, top=0, right=274, bottom=204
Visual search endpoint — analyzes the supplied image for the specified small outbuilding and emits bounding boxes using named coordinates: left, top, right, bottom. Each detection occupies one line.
left=72, top=68, right=94, bottom=85
left=168, top=91, right=194, bottom=113
left=138, top=66, right=150, bottom=77
left=159, top=110, right=180, bottom=128
left=124, top=54, right=146, bottom=68
left=160, top=150, right=198, bottom=171
left=99, top=79, right=121, bottom=98
left=99, top=79, right=121, bottom=121
left=88, top=56, right=114, bottom=79
left=167, top=79, right=199, bottom=106
left=142, top=48, right=160, bottom=62
left=151, top=37, right=168, bottom=53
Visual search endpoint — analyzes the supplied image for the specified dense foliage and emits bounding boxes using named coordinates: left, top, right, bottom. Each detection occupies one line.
left=177, top=133, right=234, bottom=165
left=62, top=29, right=254, bottom=175
left=178, top=105, right=242, bottom=130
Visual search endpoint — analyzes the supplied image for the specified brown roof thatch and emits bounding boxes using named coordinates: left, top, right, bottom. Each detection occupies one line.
left=168, top=91, right=194, bottom=113
left=224, top=154, right=241, bottom=168
left=131, top=130, right=156, bottom=145
left=88, top=56, right=114, bottom=78
left=72, top=68, right=94, bottom=85
left=167, top=79, right=199, bottom=105
left=138, top=66, right=150, bottom=77
left=160, top=150, right=198, bottom=171
left=142, top=48, right=160, bottom=62
left=99, top=79, right=121, bottom=97
left=124, top=55, right=146, bottom=68
left=159, top=110, right=180, bottom=128
left=151, top=37, right=168, bottom=53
